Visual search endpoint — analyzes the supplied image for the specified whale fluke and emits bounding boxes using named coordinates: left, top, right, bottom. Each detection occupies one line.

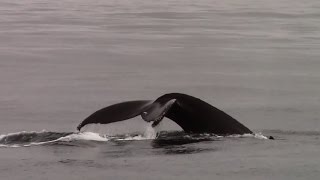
left=77, top=100, right=152, bottom=131
left=77, top=93, right=252, bottom=135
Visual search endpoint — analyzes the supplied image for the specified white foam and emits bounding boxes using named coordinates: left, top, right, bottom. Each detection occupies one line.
left=227, top=132, right=268, bottom=140
left=253, top=132, right=268, bottom=139
left=0, top=131, right=109, bottom=148
left=21, top=138, right=63, bottom=147
left=57, top=132, right=109, bottom=142
left=0, top=130, right=52, bottom=148
left=118, top=122, right=159, bottom=141
left=0, top=144, right=21, bottom=148
left=0, top=135, right=5, bottom=141
left=0, top=139, right=59, bottom=148
left=143, top=122, right=158, bottom=139
left=117, top=134, right=149, bottom=141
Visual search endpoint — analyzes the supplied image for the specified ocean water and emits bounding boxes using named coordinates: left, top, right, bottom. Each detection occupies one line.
left=1, top=0, right=320, bottom=179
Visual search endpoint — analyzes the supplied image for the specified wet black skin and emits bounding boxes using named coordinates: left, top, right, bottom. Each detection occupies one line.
left=152, top=93, right=252, bottom=135
left=77, top=93, right=252, bottom=135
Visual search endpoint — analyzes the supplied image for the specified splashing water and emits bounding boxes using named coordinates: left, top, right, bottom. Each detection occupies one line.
left=0, top=122, right=161, bottom=147
left=0, top=125, right=270, bottom=148
left=58, top=132, right=109, bottom=142
left=116, top=122, right=159, bottom=141
left=143, top=122, right=159, bottom=139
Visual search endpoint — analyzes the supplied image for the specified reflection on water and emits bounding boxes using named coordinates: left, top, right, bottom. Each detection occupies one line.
left=152, top=131, right=218, bottom=146
left=154, top=144, right=217, bottom=155
left=58, top=159, right=104, bottom=168
left=151, top=131, right=220, bottom=155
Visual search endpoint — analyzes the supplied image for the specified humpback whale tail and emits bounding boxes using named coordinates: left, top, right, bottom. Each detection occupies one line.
left=77, top=93, right=252, bottom=135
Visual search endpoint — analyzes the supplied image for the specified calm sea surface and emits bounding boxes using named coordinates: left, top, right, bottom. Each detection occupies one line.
left=0, top=0, right=320, bottom=179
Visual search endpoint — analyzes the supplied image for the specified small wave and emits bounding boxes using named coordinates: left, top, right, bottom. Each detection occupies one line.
left=0, top=131, right=109, bottom=148
left=0, top=130, right=72, bottom=147
left=0, top=129, right=157, bottom=147
left=262, top=129, right=320, bottom=136
left=0, top=129, right=270, bottom=148
left=227, top=133, right=268, bottom=140
left=263, top=129, right=320, bottom=136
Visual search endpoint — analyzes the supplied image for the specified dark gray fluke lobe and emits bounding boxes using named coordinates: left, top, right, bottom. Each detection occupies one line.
left=77, top=100, right=152, bottom=131
left=77, top=93, right=252, bottom=135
